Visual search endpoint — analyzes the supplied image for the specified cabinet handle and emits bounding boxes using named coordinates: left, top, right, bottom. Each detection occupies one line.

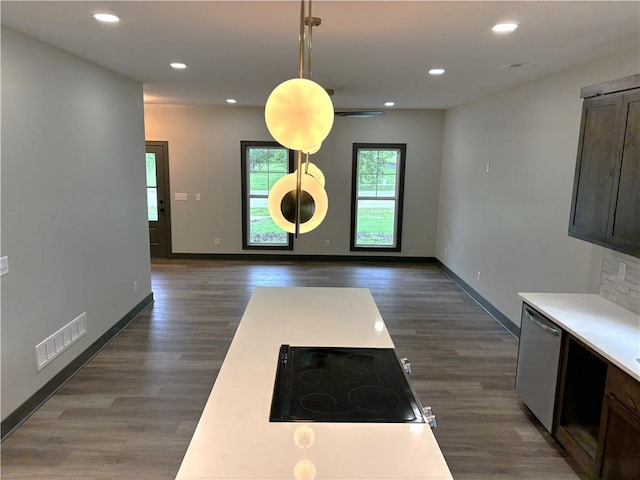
left=525, top=310, right=560, bottom=336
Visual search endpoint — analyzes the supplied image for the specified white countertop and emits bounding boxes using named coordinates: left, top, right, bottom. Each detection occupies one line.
left=175, top=287, right=452, bottom=480
left=518, top=293, right=640, bottom=382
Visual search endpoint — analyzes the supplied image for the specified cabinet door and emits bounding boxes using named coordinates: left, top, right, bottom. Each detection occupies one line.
left=607, top=90, right=640, bottom=256
left=597, top=394, right=640, bottom=480
left=569, top=95, right=622, bottom=243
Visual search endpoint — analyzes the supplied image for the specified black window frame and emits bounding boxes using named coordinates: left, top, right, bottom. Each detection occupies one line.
left=350, top=143, right=406, bottom=252
left=241, top=141, right=295, bottom=250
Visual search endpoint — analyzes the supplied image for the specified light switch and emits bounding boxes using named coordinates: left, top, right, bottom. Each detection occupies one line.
left=175, top=192, right=188, bottom=201
left=196, top=193, right=201, bottom=201
left=0, top=256, right=8, bottom=276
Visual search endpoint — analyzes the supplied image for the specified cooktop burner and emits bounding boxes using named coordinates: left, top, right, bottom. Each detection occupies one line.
left=269, top=345, right=425, bottom=423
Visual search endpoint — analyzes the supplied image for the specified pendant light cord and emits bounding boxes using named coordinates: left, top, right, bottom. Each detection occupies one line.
left=305, top=0, right=314, bottom=175
left=307, top=0, right=313, bottom=79
left=298, top=0, right=305, bottom=79
left=295, top=0, right=317, bottom=236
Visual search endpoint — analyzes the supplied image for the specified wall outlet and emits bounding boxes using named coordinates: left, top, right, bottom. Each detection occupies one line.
left=36, top=312, right=87, bottom=371
left=133, top=281, right=138, bottom=292
left=214, top=237, right=220, bottom=246
left=324, top=240, right=330, bottom=247
left=477, top=271, right=482, bottom=282
left=0, top=256, right=8, bottom=276
left=175, top=192, right=188, bottom=201
left=618, top=262, right=627, bottom=280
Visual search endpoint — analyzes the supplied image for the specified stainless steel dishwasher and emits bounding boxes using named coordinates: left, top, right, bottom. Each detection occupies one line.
left=515, top=304, right=563, bottom=433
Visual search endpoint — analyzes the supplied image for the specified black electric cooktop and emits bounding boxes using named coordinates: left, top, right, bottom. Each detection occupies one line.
left=269, top=345, right=425, bottom=423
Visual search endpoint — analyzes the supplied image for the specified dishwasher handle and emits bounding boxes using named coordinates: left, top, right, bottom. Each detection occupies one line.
left=524, top=308, right=560, bottom=337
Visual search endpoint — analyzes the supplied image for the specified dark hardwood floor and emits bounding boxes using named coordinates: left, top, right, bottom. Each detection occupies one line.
left=1, top=260, right=585, bottom=479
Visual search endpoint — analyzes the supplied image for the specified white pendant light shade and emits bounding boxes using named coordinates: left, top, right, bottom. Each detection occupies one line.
left=302, top=143, right=321, bottom=155
left=293, top=425, right=316, bottom=449
left=298, top=162, right=325, bottom=187
left=265, top=78, right=334, bottom=152
left=294, top=459, right=317, bottom=480
left=268, top=173, right=328, bottom=234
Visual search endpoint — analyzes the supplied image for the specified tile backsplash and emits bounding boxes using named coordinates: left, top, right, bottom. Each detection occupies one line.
left=599, top=249, right=640, bottom=314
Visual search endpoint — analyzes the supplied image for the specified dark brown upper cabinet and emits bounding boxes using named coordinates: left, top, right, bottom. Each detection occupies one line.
left=569, top=75, right=640, bottom=257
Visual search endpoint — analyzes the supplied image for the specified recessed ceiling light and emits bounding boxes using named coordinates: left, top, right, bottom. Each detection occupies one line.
left=93, top=13, right=120, bottom=23
left=492, top=23, right=519, bottom=33
left=429, top=68, right=445, bottom=76
left=170, top=63, right=187, bottom=70
left=384, top=101, right=395, bottom=107
left=501, top=62, right=529, bottom=70
left=226, top=99, right=237, bottom=104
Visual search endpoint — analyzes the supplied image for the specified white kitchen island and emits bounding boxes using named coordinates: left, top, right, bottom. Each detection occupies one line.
left=175, top=287, right=453, bottom=480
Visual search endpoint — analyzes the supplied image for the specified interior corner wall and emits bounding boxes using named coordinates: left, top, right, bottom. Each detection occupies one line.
left=143, top=105, right=444, bottom=257
left=1, top=27, right=152, bottom=420
left=436, top=48, right=640, bottom=328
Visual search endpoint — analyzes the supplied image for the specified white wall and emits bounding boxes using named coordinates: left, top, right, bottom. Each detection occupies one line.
left=1, top=27, right=152, bottom=420
left=144, top=105, right=444, bottom=256
left=436, top=48, right=640, bottom=328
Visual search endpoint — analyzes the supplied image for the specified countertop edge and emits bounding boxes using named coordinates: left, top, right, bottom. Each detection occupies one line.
left=518, top=292, right=640, bottom=383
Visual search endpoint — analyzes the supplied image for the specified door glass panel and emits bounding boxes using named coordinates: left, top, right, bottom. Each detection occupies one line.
left=146, top=153, right=157, bottom=187
left=147, top=187, right=158, bottom=221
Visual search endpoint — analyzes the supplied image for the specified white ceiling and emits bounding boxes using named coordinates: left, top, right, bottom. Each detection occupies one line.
left=2, top=1, right=639, bottom=109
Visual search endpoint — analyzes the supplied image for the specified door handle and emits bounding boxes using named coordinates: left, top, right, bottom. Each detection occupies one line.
left=525, top=310, right=560, bottom=336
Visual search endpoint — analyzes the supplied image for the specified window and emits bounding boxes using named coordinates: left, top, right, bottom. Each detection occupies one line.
left=241, top=141, right=294, bottom=249
left=351, top=143, right=406, bottom=251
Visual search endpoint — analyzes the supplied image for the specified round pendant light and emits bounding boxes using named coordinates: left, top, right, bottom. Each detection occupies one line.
left=293, top=425, right=316, bottom=449
left=268, top=173, right=328, bottom=234
left=298, top=162, right=325, bottom=187
left=302, top=143, right=322, bottom=155
left=264, top=0, right=332, bottom=237
left=294, top=458, right=316, bottom=480
left=265, top=78, right=334, bottom=152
